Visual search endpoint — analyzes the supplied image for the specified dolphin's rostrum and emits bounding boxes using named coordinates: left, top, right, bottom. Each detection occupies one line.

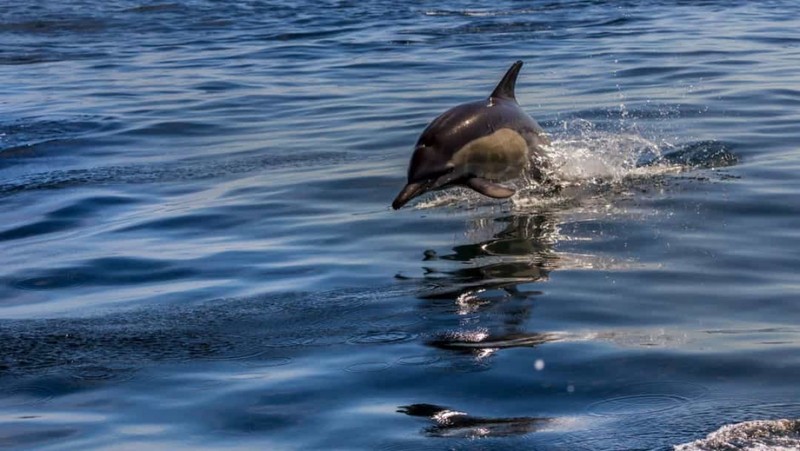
left=392, top=61, right=550, bottom=210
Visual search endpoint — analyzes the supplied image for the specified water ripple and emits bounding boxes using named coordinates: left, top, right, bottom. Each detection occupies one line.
left=2, top=0, right=800, bottom=449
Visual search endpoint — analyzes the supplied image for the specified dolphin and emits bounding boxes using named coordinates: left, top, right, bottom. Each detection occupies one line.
left=391, top=60, right=550, bottom=210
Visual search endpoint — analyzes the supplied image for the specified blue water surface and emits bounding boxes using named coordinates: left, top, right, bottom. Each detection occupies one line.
left=2, top=1, right=800, bottom=449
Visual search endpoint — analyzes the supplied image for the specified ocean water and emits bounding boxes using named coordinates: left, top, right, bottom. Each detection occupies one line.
left=2, top=1, right=800, bottom=449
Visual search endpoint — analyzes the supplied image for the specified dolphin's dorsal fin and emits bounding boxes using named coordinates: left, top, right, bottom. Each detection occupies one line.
left=490, top=60, right=523, bottom=101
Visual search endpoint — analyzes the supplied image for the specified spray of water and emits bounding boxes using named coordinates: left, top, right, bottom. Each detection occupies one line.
left=545, top=119, right=666, bottom=183
left=414, top=119, right=688, bottom=211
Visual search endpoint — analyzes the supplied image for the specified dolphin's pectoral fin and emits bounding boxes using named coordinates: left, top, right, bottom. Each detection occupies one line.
left=465, top=177, right=516, bottom=199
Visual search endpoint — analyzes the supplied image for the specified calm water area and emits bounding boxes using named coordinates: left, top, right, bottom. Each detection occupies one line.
left=2, top=1, right=800, bottom=449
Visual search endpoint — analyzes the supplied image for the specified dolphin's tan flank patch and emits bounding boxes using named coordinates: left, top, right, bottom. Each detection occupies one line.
left=450, top=128, right=530, bottom=180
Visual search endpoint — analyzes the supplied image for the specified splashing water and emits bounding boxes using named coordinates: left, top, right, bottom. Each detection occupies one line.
left=414, top=119, right=691, bottom=211
left=545, top=119, right=669, bottom=184
left=674, top=419, right=800, bottom=451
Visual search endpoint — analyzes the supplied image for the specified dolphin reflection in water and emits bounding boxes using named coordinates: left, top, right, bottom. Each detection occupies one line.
left=399, top=212, right=624, bottom=359
left=412, top=213, right=559, bottom=302
left=398, top=403, right=552, bottom=438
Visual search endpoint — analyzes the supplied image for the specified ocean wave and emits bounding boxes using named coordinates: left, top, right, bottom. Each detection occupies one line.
left=675, top=419, right=800, bottom=451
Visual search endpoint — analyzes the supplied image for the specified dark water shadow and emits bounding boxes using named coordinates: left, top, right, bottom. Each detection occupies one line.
left=398, top=403, right=552, bottom=438
left=0, top=151, right=349, bottom=197
left=642, top=140, right=739, bottom=169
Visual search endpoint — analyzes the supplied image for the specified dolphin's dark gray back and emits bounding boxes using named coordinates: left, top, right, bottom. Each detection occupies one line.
left=416, top=100, right=541, bottom=155
left=415, top=60, right=528, bottom=154
left=409, top=74, right=548, bottom=184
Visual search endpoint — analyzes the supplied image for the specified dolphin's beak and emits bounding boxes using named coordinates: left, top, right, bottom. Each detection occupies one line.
left=392, top=182, right=427, bottom=210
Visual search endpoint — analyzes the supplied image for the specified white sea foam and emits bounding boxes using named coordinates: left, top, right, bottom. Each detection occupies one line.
left=424, top=8, right=541, bottom=17
left=674, top=419, right=800, bottom=451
